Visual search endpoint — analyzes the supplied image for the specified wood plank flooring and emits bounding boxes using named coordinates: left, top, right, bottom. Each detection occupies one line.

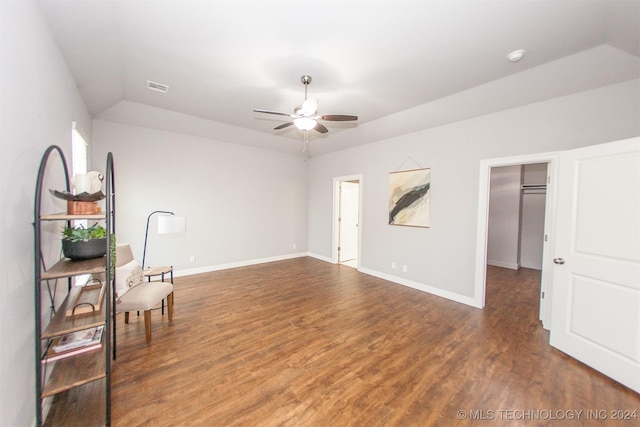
left=109, top=258, right=639, bottom=426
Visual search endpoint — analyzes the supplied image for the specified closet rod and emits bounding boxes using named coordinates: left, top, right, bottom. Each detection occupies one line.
left=520, top=184, right=547, bottom=190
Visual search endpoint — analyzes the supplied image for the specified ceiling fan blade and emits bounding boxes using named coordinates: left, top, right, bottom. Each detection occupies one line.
left=274, top=122, right=294, bottom=130
left=320, top=114, right=358, bottom=121
left=314, top=122, right=329, bottom=134
left=254, top=109, right=296, bottom=118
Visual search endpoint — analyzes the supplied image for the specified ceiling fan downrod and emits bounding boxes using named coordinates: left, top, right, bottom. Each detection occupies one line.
left=301, top=75, right=312, bottom=102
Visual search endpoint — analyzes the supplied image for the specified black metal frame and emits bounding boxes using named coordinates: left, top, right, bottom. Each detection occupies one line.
left=33, top=145, right=115, bottom=426
left=141, top=210, right=175, bottom=270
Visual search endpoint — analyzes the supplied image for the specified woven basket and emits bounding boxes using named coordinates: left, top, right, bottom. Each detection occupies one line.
left=62, top=238, right=107, bottom=260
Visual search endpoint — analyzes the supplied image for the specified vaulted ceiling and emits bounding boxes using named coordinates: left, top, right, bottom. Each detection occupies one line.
left=37, top=0, right=639, bottom=155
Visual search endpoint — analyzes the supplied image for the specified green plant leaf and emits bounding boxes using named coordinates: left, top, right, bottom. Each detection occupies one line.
left=62, top=224, right=107, bottom=242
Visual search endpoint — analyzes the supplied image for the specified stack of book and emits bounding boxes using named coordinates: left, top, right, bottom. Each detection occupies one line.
left=44, top=325, right=104, bottom=362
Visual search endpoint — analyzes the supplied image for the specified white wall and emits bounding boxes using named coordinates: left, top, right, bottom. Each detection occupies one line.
left=0, top=1, right=93, bottom=425
left=92, top=119, right=309, bottom=274
left=487, top=165, right=522, bottom=270
left=520, top=163, right=548, bottom=270
left=307, top=79, right=640, bottom=303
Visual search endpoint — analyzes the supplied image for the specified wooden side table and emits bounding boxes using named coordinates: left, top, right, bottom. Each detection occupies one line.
left=143, top=265, right=173, bottom=314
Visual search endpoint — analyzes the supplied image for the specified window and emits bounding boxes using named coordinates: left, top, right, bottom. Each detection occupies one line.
left=71, top=122, right=88, bottom=176
left=71, top=122, right=90, bottom=286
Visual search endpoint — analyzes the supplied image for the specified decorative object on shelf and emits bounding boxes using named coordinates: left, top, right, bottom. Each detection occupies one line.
left=50, top=188, right=105, bottom=214
left=142, top=210, right=186, bottom=270
left=389, top=167, right=431, bottom=227
left=62, top=224, right=107, bottom=260
left=53, top=325, right=104, bottom=353
left=49, top=189, right=105, bottom=202
left=65, top=281, right=106, bottom=317
left=50, top=170, right=105, bottom=214
left=72, top=171, right=104, bottom=194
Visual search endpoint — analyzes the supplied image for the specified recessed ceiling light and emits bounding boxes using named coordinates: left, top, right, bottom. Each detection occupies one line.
left=507, top=49, right=526, bottom=62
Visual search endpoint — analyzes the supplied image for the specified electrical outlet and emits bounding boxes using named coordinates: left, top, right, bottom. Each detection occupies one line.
left=292, top=243, right=297, bottom=250
left=189, top=255, right=195, bottom=263
left=402, top=265, right=408, bottom=272
left=392, top=262, right=397, bottom=269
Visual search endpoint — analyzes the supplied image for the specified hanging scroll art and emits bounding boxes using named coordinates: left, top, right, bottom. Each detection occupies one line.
left=389, top=168, right=431, bottom=227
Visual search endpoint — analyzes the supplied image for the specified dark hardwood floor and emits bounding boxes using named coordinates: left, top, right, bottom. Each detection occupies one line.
left=109, top=258, right=639, bottom=426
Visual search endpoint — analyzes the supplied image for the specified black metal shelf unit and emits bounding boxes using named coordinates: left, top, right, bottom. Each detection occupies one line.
left=33, top=145, right=115, bottom=426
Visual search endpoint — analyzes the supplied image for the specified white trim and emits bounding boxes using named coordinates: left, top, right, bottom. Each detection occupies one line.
left=486, top=260, right=521, bottom=270
left=173, top=252, right=308, bottom=277
left=473, top=151, right=559, bottom=329
left=308, top=251, right=332, bottom=263
left=174, top=251, right=479, bottom=308
left=359, top=267, right=479, bottom=307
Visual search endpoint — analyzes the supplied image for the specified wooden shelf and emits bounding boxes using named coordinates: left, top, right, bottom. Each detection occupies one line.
left=42, top=256, right=108, bottom=280
left=43, top=379, right=106, bottom=426
left=41, top=347, right=106, bottom=397
left=42, top=286, right=107, bottom=339
left=40, top=212, right=106, bottom=221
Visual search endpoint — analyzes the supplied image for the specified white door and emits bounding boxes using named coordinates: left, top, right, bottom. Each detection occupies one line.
left=550, top=137, right=640, bottom=392
left=339, top=181, right=359, bottom=262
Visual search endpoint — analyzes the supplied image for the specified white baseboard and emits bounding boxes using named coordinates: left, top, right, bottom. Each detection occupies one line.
left=173, top=252, right=308, bottom=277
left=307, top=252, right=332, bottom=263
left=358, top=267, right=480, bottom=308
left=174, top=252, right=479, bottom=309
left=487, top=260, right=521, bottom=270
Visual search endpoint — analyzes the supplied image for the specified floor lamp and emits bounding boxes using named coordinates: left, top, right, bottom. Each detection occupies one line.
left=142, top=210, right=187, bottom=270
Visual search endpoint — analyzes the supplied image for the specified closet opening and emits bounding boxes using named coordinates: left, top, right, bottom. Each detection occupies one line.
left=486, top=163, right=548, bottom=321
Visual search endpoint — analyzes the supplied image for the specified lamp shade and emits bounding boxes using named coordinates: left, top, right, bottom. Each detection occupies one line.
left=157, top=215, right=186, bottom=234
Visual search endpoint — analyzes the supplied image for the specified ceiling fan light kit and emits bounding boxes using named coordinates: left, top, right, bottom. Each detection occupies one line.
left=254, top=75, right=358, bottom=148
left=294, top=117, right=317, bottom=131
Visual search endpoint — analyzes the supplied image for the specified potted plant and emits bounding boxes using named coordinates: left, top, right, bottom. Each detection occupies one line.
left=62, top=224, right=107, bottom=260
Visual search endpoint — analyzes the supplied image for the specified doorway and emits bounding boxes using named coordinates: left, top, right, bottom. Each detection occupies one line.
left=486, top=163, right=548, bottom=320
left=487, top=163, right=548, bottom=271
left=333, top=175, right=362, bottom=268
left=473, top=152, right=559, bottom=329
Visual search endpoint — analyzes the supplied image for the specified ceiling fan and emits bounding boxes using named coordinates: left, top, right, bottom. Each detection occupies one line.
left=254, top=75, right=358, bottom=135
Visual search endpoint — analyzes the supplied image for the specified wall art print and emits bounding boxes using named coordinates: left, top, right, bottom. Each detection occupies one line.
left=389, top=168, right=431, bottom=227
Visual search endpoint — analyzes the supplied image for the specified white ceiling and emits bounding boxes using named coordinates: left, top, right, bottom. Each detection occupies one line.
left=37, top=0, right=640, bottom=155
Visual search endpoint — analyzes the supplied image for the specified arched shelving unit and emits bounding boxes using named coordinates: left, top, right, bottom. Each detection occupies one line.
left=33, top=145, right=115, bottom=426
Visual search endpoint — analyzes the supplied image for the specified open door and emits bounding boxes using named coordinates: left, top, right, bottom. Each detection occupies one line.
left=550, top=137, right=639, bottom=392
left=338, top=181, right=360, bottom=263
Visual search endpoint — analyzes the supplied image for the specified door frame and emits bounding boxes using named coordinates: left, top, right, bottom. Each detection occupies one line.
left=332, top=174, right=363, bottom=266
left=473, top=151, right=559, bottom=328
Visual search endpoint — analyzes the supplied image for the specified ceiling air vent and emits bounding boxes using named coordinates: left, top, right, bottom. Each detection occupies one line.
left=146, top=80, right=169, bottom=94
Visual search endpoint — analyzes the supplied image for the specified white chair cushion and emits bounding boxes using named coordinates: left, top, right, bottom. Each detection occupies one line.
left=117, top=281, right=173, bottom=312
left=115, top=259, right=144, bottom=298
